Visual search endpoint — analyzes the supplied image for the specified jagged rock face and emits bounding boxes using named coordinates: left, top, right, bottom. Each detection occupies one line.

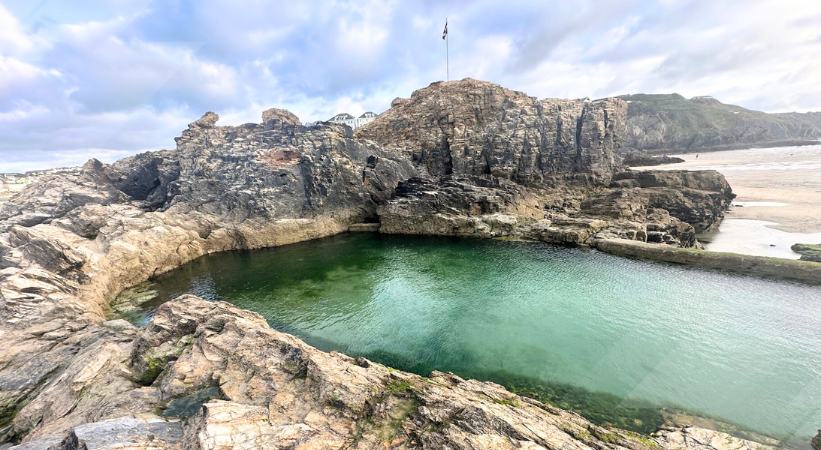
left=378, top=167, right=733, bottom=245
left=0, top=111, right=418, bottom=446
left=105, top=112, right=416, bottom=220
left=357, top=79, right=627, bottom=185
left=608, top=170, right=735, bottom=232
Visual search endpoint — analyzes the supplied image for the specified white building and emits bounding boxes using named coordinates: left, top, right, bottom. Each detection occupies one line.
left=328, top=112, right=377, bottom=130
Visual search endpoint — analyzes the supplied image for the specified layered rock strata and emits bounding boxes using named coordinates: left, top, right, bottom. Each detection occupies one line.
left=356, top=79, right=625, bottom=185
left=0, top=79, right=778, bottom=449
left=359, top=80, right=733, bottom=247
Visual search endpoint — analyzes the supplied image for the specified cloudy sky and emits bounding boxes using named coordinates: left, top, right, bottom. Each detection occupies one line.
left=2, top=0, right=821, bottom=171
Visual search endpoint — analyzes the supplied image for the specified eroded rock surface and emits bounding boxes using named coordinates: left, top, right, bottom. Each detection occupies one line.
left=359, top=80, right=733, bottom=247
left=0, top=79, right=770, bottom=449
left=7, top=296, right=779, bottom=450
left=356, top=79, right=625, bottom=185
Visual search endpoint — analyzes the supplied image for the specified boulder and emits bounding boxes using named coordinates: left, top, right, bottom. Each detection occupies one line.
left=261, top=107, right=300, bottom=127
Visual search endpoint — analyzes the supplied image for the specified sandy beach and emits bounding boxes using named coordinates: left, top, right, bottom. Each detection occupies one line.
left=636, top=144, right=821, bottom=258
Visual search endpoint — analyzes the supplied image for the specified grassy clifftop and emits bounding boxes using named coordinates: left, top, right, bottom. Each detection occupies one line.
left=620, top=93, right=821, bottom=152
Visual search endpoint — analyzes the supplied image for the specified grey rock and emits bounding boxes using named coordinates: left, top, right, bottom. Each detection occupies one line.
left=357, top=78, right=626, bottom=185
left=261, top=107, right=300, bottom=126
left=56, top=416, right=182, bottom=450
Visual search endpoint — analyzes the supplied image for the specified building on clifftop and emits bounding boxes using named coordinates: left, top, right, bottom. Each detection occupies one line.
left=328, top=112, right=377, bottom=130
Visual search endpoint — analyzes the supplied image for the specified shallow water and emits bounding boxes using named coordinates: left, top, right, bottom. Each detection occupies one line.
left=700, top=218, right=821, bottom=259
left=118, top=233, right=821, bottom=440
left=642, top=145, right=821, bottom=254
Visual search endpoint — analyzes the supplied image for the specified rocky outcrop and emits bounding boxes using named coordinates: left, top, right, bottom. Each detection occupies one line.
left=622, top=153, right=684, bottom=167
left=0, top=79, right=764, bottom=449
left=652, top=427, right=775, bottom=450
left=357, top=78, right=626, bottom=185
left=0, top=110, right=416, bottom=446
left=791, top=243, right=821, bottom=262
left=359, top=80, right=732, bottom=247
left=594, top=238, right=821, bottom=285
left=621, top=93, right=821, bottom=153
left=7, top=295, right=779, bottom=450
left=377, top=166, right=732, bottom=246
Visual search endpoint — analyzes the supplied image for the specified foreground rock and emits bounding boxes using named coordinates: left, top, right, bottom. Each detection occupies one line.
left=9, top=295, right=778, bottom=450
left=0, top=79, right=788, bottom=449
left=0, top=109, right=414, bottom=446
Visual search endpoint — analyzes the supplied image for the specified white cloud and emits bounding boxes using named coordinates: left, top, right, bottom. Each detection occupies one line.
left=0, top=4, right=40, bottom=55
left=3, top=0, right=821, bottom=171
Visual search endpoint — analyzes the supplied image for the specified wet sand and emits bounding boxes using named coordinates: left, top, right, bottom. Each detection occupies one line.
left=635, top=145, right=821, bottom=258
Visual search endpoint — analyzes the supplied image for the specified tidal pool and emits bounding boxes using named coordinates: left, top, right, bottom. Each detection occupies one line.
left=116, top=233, right=821, bottom=441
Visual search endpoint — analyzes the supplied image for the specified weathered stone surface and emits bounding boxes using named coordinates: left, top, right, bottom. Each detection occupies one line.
left=261, top=107, right=301, bottom=127
left=9, top=295, right=777, bottom=450
left=357, top=78, right=626, bottom=185
left=0, top=108, right=416, bottom=446
left=653, top=427, right=774, bottom=450
left=623, top=153, right=685, bottom=167
left=0, top=79, right=779, bottom=449
left=593, top=238, right=821, bottom=285
left=58, top=416, right=183, bottom=449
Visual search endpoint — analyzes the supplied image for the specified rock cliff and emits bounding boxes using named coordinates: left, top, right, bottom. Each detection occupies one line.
left=357, top=81, right=732, bottom=246
left=621, top=93, right=821, bottom=152
left=357, top=79, right=625, bottom=185
left=0, top=79, right=767, bottom=449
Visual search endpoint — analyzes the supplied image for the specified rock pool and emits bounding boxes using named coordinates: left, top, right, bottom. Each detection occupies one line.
left=115, top=233, right=821, bottom=441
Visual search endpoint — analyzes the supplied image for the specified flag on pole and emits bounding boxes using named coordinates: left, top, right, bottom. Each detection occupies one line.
left=442, top=19, right=448, bottom=39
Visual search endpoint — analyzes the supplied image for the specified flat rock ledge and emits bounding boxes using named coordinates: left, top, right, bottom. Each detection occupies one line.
left=4, top=295, right=778, bottom=450
left=595, top=239, right=821, bottom=285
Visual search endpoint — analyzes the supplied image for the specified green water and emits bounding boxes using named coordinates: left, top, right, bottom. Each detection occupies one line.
left=118, top=233, right=821, bottom=440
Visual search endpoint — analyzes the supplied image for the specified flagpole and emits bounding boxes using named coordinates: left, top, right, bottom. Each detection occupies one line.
left=446, top=29, right=449, bottom=81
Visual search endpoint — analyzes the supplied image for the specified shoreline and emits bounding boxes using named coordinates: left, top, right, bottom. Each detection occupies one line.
left=633, top=145, right=821, bottom=235
left=635, top=139, right=821, bottom=155
left=2, top=210, right=817, bottom=447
